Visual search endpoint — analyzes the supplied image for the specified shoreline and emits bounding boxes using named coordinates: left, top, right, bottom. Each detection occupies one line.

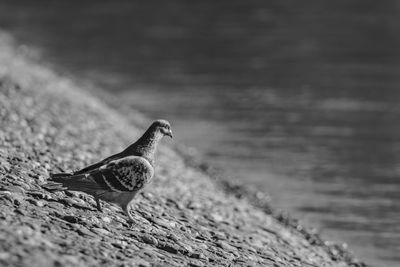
left=0, top=31, right=366, bottom=266
left=174, top=144, right=363, bottom=266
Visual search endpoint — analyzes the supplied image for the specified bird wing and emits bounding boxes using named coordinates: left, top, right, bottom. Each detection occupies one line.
left=50, top=156, right=153, bottom=194
left=103, top=156, right=154, bottom=191
left=73, top=152, right=123, bottom=175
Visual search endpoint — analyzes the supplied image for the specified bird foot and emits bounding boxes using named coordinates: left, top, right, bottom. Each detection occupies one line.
left=121, top=208, right=136, bottom=227
left=126, top=219, right=136, bottom=228
left=127, top=212, right=136, bottom=225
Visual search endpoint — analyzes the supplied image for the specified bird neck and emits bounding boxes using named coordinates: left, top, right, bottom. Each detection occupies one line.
left=126, top=127, right=162, bottom=164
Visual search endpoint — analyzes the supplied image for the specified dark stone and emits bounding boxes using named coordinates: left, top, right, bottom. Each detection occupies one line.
left=141, top=234, right=158, bottom=246
left=0, top=185, right=25, bottom=194
left=76, top=227, right=97, bottom=238
left=14, top=208, right=26, bottom=216
left=62, top=215, right=79, bottom=224
left=157, top=242, right=179, bottom=254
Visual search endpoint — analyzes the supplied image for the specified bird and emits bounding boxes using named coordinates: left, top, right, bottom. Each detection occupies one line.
left=43, top=119, right=173, bottom=222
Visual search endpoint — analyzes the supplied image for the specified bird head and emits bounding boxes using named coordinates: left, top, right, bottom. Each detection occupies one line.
left=152, top=119, right=173, bottom=138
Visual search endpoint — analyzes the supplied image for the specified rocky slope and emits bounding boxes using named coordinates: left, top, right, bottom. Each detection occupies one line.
left=0, top=32, right=365, bottom=267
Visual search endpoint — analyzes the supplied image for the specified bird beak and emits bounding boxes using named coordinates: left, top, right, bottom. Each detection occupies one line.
left=166, top=130, right=173, bottom=138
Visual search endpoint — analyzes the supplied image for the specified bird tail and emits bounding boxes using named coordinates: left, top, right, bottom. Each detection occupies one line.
left=41, top=181, right=66, bottom=191
left=42, top=172, right=75, bottom=191
left=43, top=172, right=103, bottom=195
left=50, top=172, right=74, bottom=179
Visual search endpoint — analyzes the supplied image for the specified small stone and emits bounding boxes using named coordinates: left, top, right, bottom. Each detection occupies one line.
left=211, top=231, right=226, bottom=240
left=102, top=216, right=112, bottom=224
left=111, top=240, right=128, bottom=249
left=62, top=198, right=88, bottom=209
left=46, top=201, right=64, bottom=210
left=187, top=260, right=205, bottom=267
left=197, top=243, right=208, bottom=250
left=0, top=252, right=10, bottom=260
left=13, top=198, right=21, bottom=206
left=158, top=242, right=178, bottom=254
left=91, top=227, right=111, bottom=236
left=141, top=234, right=158, bottom=246
left=111, top=221, right=123, bottom=229
left=209, top=213, right=224, bottom=223
left=178, top=242, right=193, bottom=254
left=27, top=191, right=52, bottom=200
left=246, top=246, right=257, bottom=253
left=1, top=185, right=25, bottom=194
left=187, top=201, right=202, bottom=210
left=36, top=175, right=46, bottom=183
left=153, top=217, right=176, bottom=229
left=167, top=233, right=180, bottom=242
left=217, top=241, right=236, bottom=251
left=76, top=227, right=97, bottom=238
left=134, top=259, right=151, bottom=267
left=14, top=208, right=26, bottom=216
left=5, top=173, right=20, bottom=181
left=198, top=253, right=208, bottom=260
left=35, top=200, right=45, bottom=207
left=0, top=192, right=13, bottom=203
left=64, top=191, right=75, bottom=197
left=87, top=216, right=100, bottom=226
left=62, top=215, right=79, bottom=224
left=26, top=198, right=45, bottom=207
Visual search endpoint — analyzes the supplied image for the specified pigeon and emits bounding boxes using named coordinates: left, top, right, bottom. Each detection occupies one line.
left=43, top=119, right=173, bottom=222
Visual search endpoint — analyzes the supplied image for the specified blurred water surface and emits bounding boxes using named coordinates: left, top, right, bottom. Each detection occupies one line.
left=1, top=1, right=400, bottom=266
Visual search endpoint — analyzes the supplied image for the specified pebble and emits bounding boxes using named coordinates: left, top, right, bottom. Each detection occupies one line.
left=157, top=242, right=178, bottom=254
left=141, top=234, right=158, bottom=246
left=187, top=201, right=202, bottom=210
left=178, top=242, right=193, bottom=254
left=0, top=252, right=10, bottom=260
left=91, top=227, right=111, bottom=236
left=62, top=215, right=79, bottom=224
left=167, top=233, right=180, bottom=242
left=101, top=216, right=112, bottom=224
left=1, top=185, right=25, bottom=194
left=190, top=252, right=206, bottom=260
left=111, top=240, right=128, bottom=249
left=153, top=217, right=176, bottom=229
left=0, top=191, right=14, bottom=203
left=76, top=227, right=97, bottom=238
left=14, top=208, right=26, bottom=216
left=27, top=191, right=52, bottom=200
left=216, top=241, right=236, bottom=251
left=87, top=216, right=100, bottom=226
left=35, top=200, right=45, bottom=207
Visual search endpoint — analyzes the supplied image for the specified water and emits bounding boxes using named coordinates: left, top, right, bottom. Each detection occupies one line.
left=1, top=1, right=400, bottom=266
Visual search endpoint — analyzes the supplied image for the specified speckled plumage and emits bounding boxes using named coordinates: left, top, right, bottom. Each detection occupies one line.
left=44, top=120, right=172, bottom=221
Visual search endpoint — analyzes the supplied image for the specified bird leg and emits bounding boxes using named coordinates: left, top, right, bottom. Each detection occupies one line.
left=95, top=198, right=103, bottom=212
left=122, top=203, right=135, bottom=225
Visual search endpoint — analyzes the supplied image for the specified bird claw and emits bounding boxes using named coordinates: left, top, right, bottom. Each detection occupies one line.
left=121, top=204, right=136, bottom=227
left=127, top=212, right=136, bottom=225
left=121, top=213, right=136, bottom=228
left=127, top=219, right=136, bottom=228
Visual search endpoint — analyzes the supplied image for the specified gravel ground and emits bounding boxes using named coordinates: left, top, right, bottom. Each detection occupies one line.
left=0, top=32, right=366, bottom=267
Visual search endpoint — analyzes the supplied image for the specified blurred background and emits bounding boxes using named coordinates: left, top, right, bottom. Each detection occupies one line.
left=1, top=1, right=399, bottom=266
